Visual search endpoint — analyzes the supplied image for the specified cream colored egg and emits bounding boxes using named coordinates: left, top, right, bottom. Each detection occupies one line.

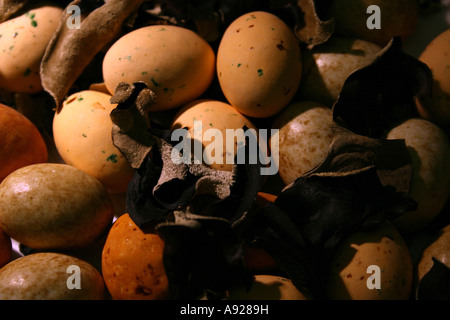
left=271, top=101, right=334, bottom=185
left=171, top=99, right=258, bottom=172
left=0, top=4, right=63, bottom=93
left=386, top=118, right=450, bottom=234
left=227, top=275, right=311, bottom=300
left=298, top=37, right=382, bottom=107
left=217, top=11, right=302, bottom=118
left=416, top=29, right=450, bottom=126
left=326, top=222, right=413, bottom=300
left=0, top=252, right=105, bottom=300
left=0, top=163, right=114, bottom=250
left=102, top=25, right=216, bottom=111
left=53, top=90, right=134, bottom=194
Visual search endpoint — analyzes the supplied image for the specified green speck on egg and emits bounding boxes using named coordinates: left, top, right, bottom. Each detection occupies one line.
left=23, top=68, right=31, bottom=77
left=106, top=154, right=118, bottom=163
left=151, top=78, right=160, bottom=87
left=257, top=69, right=264, bottom=77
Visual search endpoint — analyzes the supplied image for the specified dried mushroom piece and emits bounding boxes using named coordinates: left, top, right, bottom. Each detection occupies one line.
left=243, top=124, right=417, bottom=298
left=41, top=0, right=146, bottom=109
left=0, top=0, right=28, bottom=22
left=156, top=212, right=251, bottom=300
left=307, top=125, right=413, bottom=194
left=284, top=0, right=334, bottom=46
left=416, top=258, right=450, bottom=300
left=110, top=82, right=157, bottom=170
left=332, top=37, right=432, bottom=139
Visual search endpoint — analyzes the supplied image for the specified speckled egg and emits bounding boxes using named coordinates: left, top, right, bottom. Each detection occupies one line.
left=53, top=90, right=134, bottom=194
left=297, top=37, right=382, bottom=107
left=171, top=99, right=258, bottom=172
left=416, top=29, right=450, bottom=126
left=417, top=224, right=450, bottom=282
left=386, top=118, right=450, bottom=234
left=0, top=252, right=105, bottom=300
left=102, top=25, right=216, bottom=111
left=270, top=101, right=334, bottom=185
left=217, top=11, right=302, bottom=118
left=102, top=213, right=168, bottom=300
left=326, top=222, right=413, bottom=300
left=0, top=3, right=63, bottom=93
left=0, top=163, right=114, bottom=250
left=227, top=275, right=311, bottom=300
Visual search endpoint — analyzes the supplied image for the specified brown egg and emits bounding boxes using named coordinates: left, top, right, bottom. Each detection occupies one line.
left=0, top=252, right=105, bottom=300
left=386, top=118, right=450, bottom=234
left=0, top=163, right=114, bottom=250
left=328, top=0, right=419, bottom=47
left=102, top=213, right=169, bottom=300
left=417, top=224, right=450, bottom=282
left=326, top=222, right=413, bottom=300
left=416, top=29, right=450, bottom=126
left=271, top=101, right=334, bottom=185
left=297, top=37, right=382, bottom=107
left=227, top=275, right=311, bottom=300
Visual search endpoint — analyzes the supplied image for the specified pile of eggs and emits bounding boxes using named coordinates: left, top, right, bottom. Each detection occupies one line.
left=0, top=1, right=449, bottom=300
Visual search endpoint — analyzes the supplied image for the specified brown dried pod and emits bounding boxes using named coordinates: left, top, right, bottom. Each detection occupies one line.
left=40, top=0, right=146, bottom=109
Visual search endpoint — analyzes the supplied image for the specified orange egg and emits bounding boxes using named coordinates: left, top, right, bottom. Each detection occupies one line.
left=102, top=214, right=169, bottom=300
left=416, top=29, right=450, bottom=126
left=0, top=103, right=48, bottom=182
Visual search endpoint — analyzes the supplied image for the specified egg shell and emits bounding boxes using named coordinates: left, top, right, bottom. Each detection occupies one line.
left=227, top=275, right=311, bottom=300
left=0, top=103, right=48, bottom=182
left=326, top=222, right=413, bottom=300
left=171, top=99, right=258, bottom=172
left=417, top=224, right=450, bottom=282
left=102, top=213, right=168, bottom=300
left=0, top=228, right=12, bottom=268
left=297, top=37, right=382, bottom=107
left=217, top=11, right=302, bottom=118
left=102, top=25, right=216, bottom=111
left=386, top=118, right=450, bottom=234
left=0, top=4, right=63, bottom=93
left=271, top=101, right=334, bottom=185
left=53, top=90, right=134, bottom=194
left=0, top=252, right=105, bottom=300
left=0, top=163, right=114, bottom=250
left=328, top=0, right=419, bottom=47
left=416, top=29, right=450, bottom=126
